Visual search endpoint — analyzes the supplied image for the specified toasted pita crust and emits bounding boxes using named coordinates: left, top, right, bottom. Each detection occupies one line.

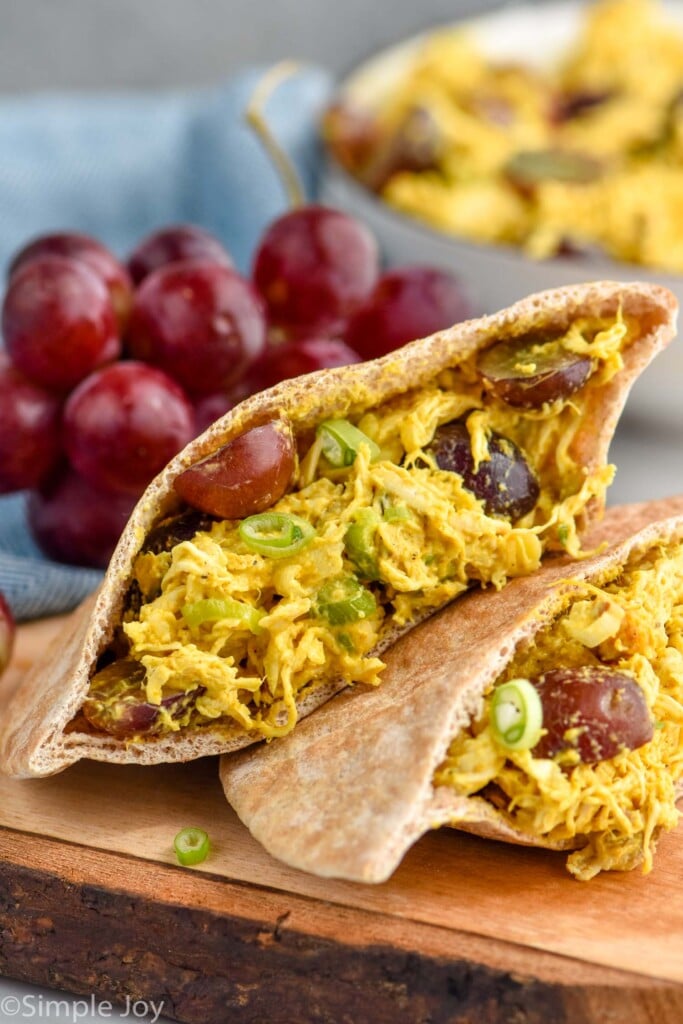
left=220, top=497, right=683, bottom=882
left=0, top=282, right=676, bottom=778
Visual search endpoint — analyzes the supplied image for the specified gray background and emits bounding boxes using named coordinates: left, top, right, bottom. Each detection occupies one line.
left=0, top=0, right=534, bottom=93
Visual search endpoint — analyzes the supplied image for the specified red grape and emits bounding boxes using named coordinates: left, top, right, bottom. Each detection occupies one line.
left=143, top=509, right=217, bottom=555
left=63, top=362, right=195, bottom=495
left=127, top=224, right=233, bottom=285
left=322, top=101, right=381, bottom=176
left=0, top=591, right=15, bottom=677
left=0, top=352, right=62, bottom=493
left=83, top=660, right=204, bottom=738
left=344, top=266, right=472, bottom=360
left=477, top=336, right=593, bottom=408
left=247, top=337, right=362, bottom=392
left=426, top=420, right=539, bottom=520
left=325, top=102, right=443, bottom=190
left=252, top=205, right=379, bottom=338
left=2, top=255, right=120, bottom=392
left=9, top=232, right=133, bottom=328
left=364, top=106, right=442, bottom=192
left=174, top=421, right=295, bottom=519
left=551, top=90, right=612, bottom=124
left=532, top=667, right=653, bottom=763
left=193, top=388, right=245, bottom=435
left=28, top=467, right=137, bottom=568
left=127, top=262, right=266, bottom=396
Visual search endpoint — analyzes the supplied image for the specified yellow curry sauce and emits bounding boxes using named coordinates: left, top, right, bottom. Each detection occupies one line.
left=435, top=542, right=683, bottom=880
left=329, top=0, right=683, bottom=273
left=84, top=314, right=629, bottom=742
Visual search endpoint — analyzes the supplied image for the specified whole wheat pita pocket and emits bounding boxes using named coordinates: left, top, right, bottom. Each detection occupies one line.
left=221, top=497, right=683, bottom=883
left=0, top=281, right=676, bottom=778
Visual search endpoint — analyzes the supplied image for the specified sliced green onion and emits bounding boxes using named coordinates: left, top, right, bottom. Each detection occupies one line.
left=316, top=576, right=377, bottom=626
left=174, top=827, right=210, bottom=866
left=182, top=597, right=264, bottom=634
left=337, top=631, right=355, bottom=653
left=239, top=513, right=315, bottom=558
left=490, top=678, right=543, bottom=751
left=317, top=418, right=381, bottom=468
left=557, top=523, right=570, bottom=546
left=344, top=507, right=381, bottom=580
left=383, top=504, right=412, bottom=523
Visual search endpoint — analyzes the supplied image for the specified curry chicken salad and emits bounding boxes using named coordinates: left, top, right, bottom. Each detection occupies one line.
left=326, top=0, right=683, bottom=274
left=435, top=540, right=683, bottom=880
left=81, top=312, right=630, bottom=745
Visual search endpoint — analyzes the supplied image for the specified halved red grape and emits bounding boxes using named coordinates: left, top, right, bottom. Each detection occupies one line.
left=0, top=352, right=62, bottom=493
left=127, top=224, right=233, bottom=285
left=2, top=255, right=120, bottom=393
left=532, top=667, right=653, bottom=763
left=476, top=335, right=594, bottom=408
left=551, top=90, right=612, bottom=124
left=142, top=509, right=218, bottom=555
left=426, top=420, right=539, bottom=520
left=9, top=232, right=133, bottom=328
left=63, top=362, right=194, bottom=496
left=252, top=205, right=379, bottom=338
left=0, top=591, right=15, bottom=678
left=83, top=659, right=204, bottom=738
left=28, top=467, right=137, bottom=568
left=344, top=266, right=472, bottom=361
left=364, top=106, right=443, bottom=191
left=247, top=337, right=362, bottom=392
left=325, top=102, right=442, bottom=190
left=174, top=420, right=295, bottom=520
left=127, top=262, right=266, bottom=396
left=322, top=101, right=382, bottom=176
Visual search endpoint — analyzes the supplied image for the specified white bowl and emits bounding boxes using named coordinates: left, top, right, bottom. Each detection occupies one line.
left=321, top=1, right=683, bottom=429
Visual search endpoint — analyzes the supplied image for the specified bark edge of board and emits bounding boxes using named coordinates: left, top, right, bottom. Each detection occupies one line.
left=0, top=830, right=681, bottom=1024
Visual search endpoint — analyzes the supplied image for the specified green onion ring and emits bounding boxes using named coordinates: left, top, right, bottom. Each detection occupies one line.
left=182, top=598, right=264, bottom=633
left=316, top=575, right=377, bottom=626
left=317, top=418, right=381, bottom=468
left=344, top=507, right=381, bottom=580
left=490, top=678, right=543, bottom=751
left=174, top=827, right=210, bottom=866
left=383, top=504, right=412, bottom=523
left=239, top=512, right=315, bottom=558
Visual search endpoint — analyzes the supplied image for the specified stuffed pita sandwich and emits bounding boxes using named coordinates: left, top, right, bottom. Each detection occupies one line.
left=221, top=497, right=683, bottom=882
left=0, top=281, right=676, bottom=777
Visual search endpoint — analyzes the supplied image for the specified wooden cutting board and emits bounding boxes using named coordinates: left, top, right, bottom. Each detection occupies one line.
left=0, top=615, right=682, bottom=1024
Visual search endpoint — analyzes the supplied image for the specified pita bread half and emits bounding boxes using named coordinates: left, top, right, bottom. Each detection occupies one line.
left=220, top=497, right=683, bottom=882
left=0, top=281, right=676, bottom=778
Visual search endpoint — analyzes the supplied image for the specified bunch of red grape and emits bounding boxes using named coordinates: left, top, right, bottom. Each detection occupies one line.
left=0, top=212, right=471, bottom=570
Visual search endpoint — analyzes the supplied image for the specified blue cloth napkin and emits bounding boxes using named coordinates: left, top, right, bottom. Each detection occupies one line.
left=0, top=67, right=333, bottom=621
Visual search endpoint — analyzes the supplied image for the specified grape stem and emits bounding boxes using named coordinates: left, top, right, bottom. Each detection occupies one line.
left=245, top=61, right=307, bottom=208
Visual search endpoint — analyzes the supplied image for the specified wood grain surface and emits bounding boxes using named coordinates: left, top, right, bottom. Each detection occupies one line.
left=0, top=614, right=681, bottom=1024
